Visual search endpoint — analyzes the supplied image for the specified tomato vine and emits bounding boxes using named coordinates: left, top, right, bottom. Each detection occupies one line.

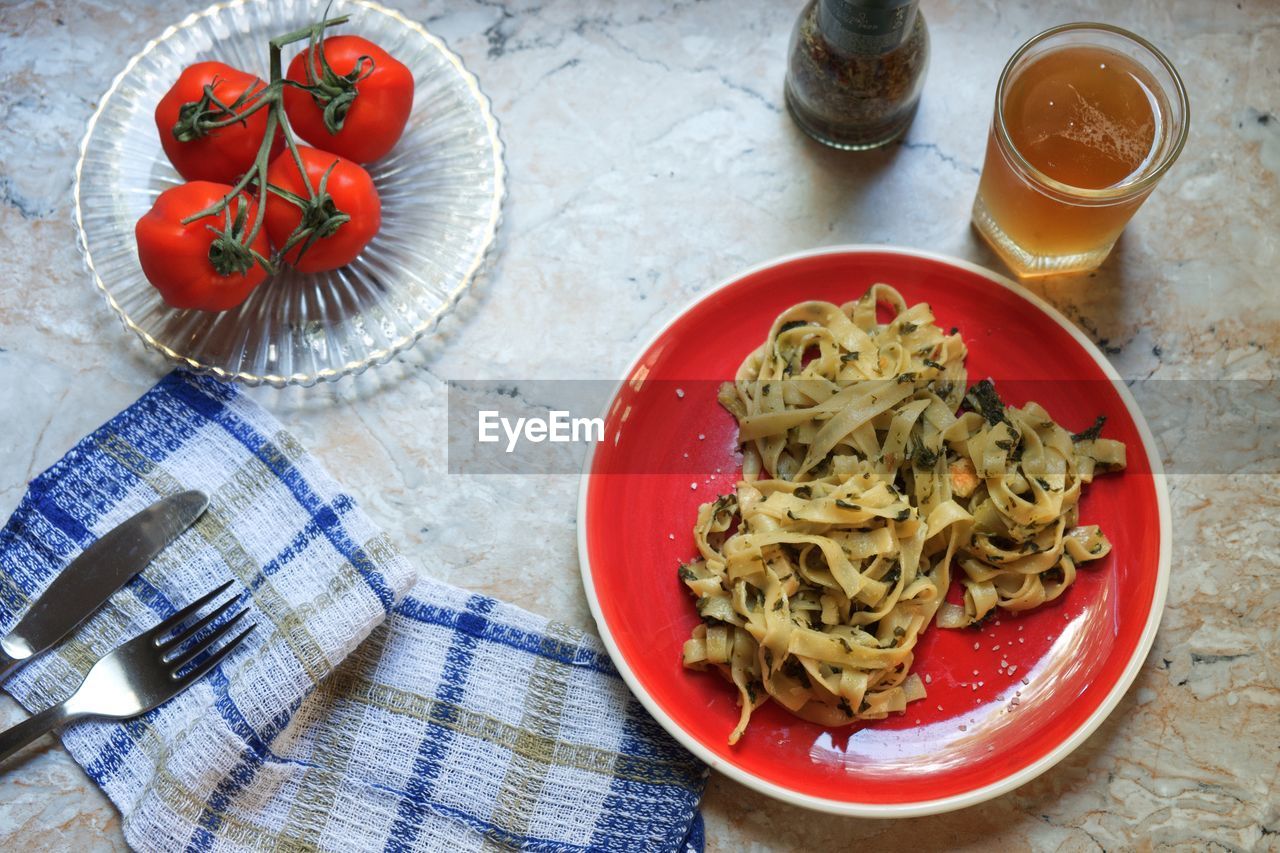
left=173, top=13, right=374, bottom=277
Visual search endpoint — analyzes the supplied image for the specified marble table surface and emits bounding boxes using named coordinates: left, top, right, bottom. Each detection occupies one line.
left=0, top=0, right=1276, bottom=849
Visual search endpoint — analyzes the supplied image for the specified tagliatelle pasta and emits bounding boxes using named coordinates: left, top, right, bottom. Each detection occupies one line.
left=679, top=284, right=1126, bottom=744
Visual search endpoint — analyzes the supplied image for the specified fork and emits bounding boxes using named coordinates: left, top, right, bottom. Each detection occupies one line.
left=0, top=580, right=254, bottom=764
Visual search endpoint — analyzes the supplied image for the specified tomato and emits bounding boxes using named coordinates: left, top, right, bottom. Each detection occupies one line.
left=264, top=147, right=380, bottom=272
left=135, top=181, right=270, bottom=312
left=155, top=62, right=283, bottom=183
left=283, top=35, right=414, bottom=163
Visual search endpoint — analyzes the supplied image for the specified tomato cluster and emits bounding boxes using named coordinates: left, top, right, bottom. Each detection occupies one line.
left=136, top=20, right=414, bottom=312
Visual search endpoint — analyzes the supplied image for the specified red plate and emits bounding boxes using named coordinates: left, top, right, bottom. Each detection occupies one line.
left=577, top=247, right=1170, bottom=816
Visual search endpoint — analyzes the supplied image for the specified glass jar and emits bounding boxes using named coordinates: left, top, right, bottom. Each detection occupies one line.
left=784, top=0, right=930, bottom=150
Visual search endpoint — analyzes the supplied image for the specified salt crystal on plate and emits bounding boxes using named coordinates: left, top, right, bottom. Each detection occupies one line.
left=690, top=482, right=697, bottom=490
left=676, top=388, right=685, bottom=399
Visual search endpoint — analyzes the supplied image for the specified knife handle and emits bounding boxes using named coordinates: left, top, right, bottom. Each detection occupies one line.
left=0, top=701, right=76, bottom=766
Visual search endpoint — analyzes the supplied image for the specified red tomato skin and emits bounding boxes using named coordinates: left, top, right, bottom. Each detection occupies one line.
left=155, top=62, right=283, bottom=183
left=283, top=36, right=415, bottom=163
left=264, top=147, right=381, bottom=273
left=135, top=181, right=270, bottom=311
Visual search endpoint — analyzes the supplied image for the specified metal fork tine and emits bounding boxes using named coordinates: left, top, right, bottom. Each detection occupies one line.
left=149, top=580, right=236, bottom=643
left=0, top=589, right=257, bottom=756
left=174, top=624, right=256, bottom=684
left=159, top=594, right=240, bottom=654
left=167, top=609, right=249, bottom=671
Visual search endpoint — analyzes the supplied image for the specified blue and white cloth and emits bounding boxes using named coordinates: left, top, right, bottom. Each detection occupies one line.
left=0, top=371, right=706, bottom=852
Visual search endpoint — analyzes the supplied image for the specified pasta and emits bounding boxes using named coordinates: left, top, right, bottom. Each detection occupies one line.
left=678, top=284, right=1126, bottom=744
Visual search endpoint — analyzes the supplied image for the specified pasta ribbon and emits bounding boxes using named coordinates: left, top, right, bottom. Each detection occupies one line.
left=679, top=284, right=1126, bottom=743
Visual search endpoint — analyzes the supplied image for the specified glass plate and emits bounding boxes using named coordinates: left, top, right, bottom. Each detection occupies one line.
left=74, top=0, right=505, bottom=387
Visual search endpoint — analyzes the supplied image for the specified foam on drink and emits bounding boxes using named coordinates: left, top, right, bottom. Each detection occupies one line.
left=1003, top=45, right=1163, bottom=189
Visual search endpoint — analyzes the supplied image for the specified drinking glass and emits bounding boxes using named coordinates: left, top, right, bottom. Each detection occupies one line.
left=971, top=23, right=1189, bottom=277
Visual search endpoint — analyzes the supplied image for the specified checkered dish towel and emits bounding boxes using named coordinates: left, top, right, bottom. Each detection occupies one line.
left=0, top=372, right=706, bottom=852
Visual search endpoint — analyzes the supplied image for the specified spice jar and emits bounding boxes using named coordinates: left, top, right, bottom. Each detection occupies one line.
left=784, top=0, right=930, bottom=150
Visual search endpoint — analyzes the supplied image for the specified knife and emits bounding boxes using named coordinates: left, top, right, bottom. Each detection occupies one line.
left=0, top=489, right=209, bottom=681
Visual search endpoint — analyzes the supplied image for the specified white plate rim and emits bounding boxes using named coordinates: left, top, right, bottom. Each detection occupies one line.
left=575, top=244, right=1172, bottom=818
